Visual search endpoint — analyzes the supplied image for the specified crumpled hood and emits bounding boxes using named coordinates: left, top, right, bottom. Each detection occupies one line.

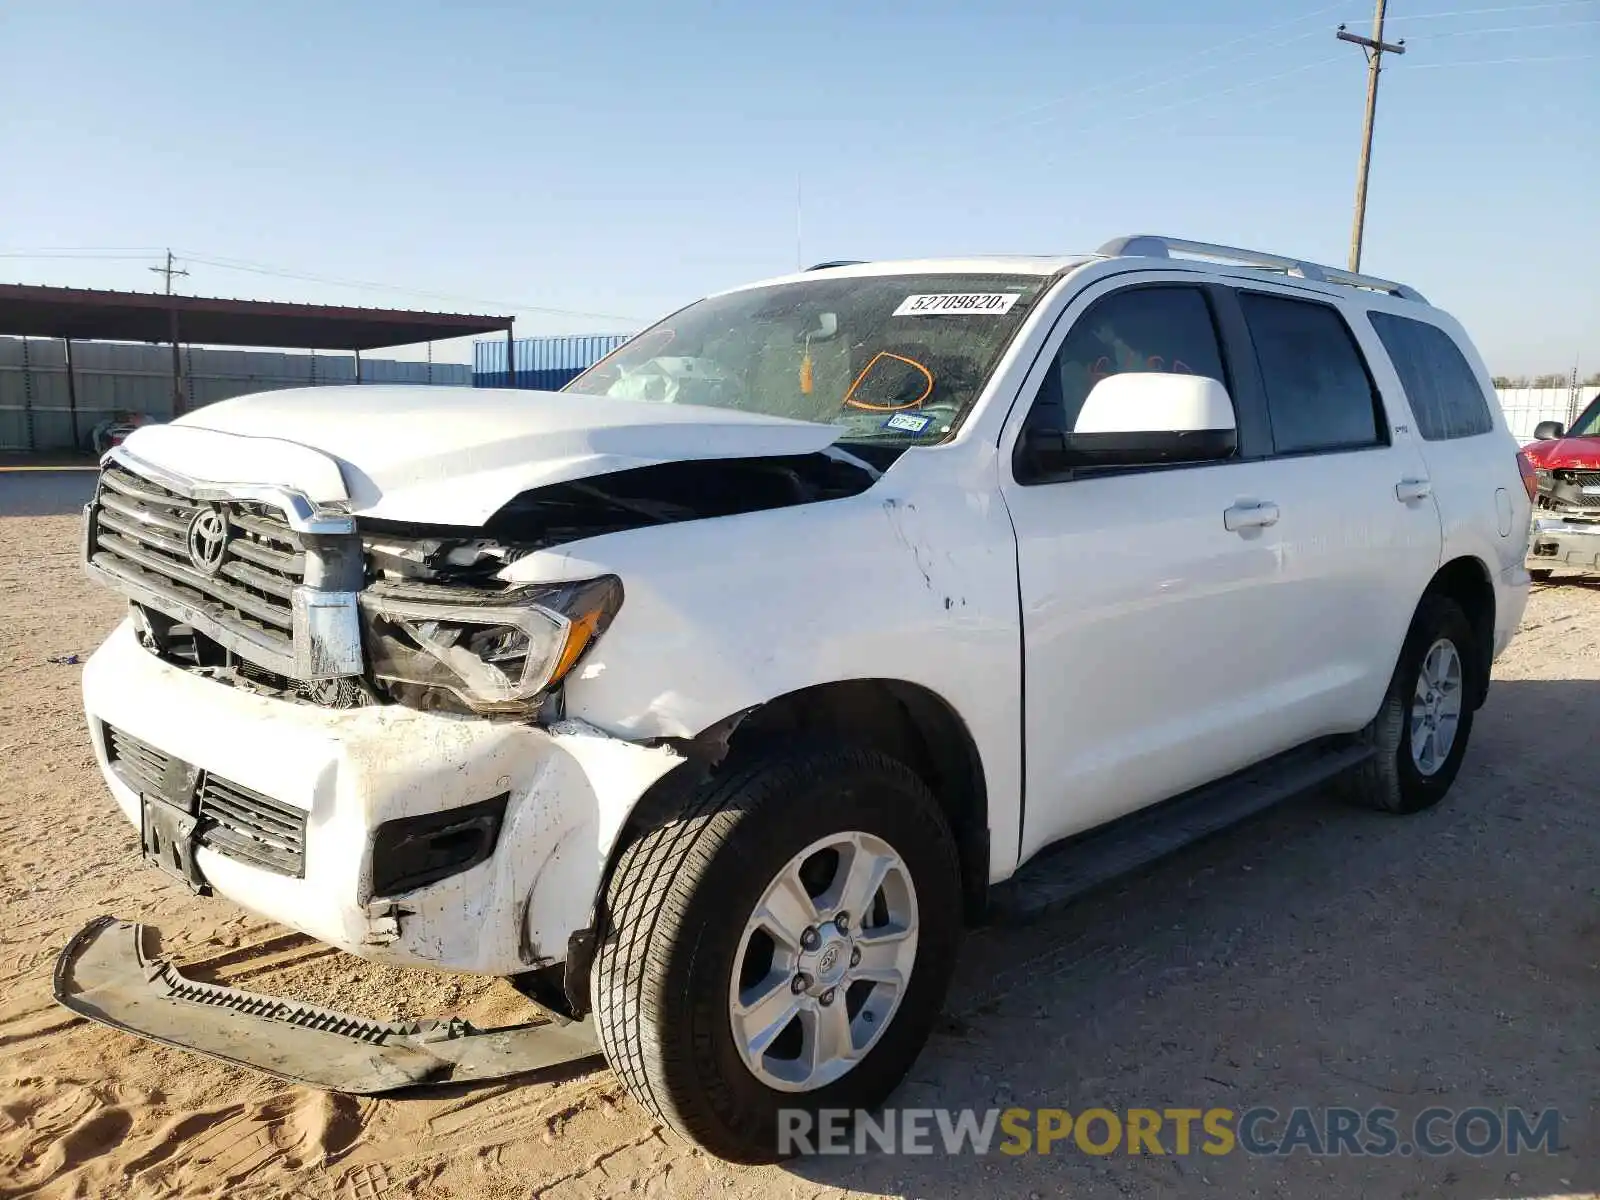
left=123, top=385, right=845, bottom=525
left=1522, top=435, right=1600, bottom=471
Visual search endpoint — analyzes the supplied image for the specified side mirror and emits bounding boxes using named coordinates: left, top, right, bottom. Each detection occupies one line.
left=1067, top=373, right=1237, bottom=466
left=1533, top=420, right=1565, bottom=440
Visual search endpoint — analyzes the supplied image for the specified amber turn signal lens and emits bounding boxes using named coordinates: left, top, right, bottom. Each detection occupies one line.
left=551, top=609, right=603, bottom=684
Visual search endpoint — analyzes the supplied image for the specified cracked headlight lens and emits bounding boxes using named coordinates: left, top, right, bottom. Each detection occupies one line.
left=361, top=576, right=622, bottom=715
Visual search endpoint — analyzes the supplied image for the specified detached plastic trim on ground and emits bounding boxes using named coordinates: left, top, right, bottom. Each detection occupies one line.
left=53, top=915, right=602, bottom=1093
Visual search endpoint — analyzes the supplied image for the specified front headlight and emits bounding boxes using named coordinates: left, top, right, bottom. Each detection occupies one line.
left=361, top=576, right=623, bottom=715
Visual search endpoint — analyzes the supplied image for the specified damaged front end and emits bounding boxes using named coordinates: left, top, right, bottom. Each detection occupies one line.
left=79, top=438, right=879, bottom=1003
left=123, top=449, right=880, bottom=718
left=1527, top=467, right=1600, bottom=575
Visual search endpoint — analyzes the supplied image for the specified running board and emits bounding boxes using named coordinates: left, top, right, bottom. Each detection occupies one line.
left=990, top=741, right=1373, bottom=923
left=53, top=916, right=603, bottom=1093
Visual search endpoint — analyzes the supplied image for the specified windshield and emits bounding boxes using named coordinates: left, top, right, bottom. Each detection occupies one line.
left=1569, top=398, right=1600, bottom=437
left=564, top=273, right=1046, bottom=444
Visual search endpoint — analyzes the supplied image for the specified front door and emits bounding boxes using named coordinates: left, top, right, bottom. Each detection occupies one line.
left=999, top=278, right=1299, bottom=862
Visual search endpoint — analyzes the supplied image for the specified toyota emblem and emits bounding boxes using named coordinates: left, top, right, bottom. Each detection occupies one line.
left=186, top=507, right=230, bottom=575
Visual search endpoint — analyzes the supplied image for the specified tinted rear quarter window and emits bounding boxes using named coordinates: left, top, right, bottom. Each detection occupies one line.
left=1368, top=311, right=1494, bottom=440
left=1239, top=292, right=1383, bottom=454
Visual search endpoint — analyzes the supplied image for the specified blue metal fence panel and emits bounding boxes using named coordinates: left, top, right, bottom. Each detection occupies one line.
left=474, top=333, right=632, bottom=389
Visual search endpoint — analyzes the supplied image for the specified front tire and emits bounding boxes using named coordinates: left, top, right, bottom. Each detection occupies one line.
left=1342, top=594, right=1478, bottom=814
left=591, top=746, right=961, bottom=1163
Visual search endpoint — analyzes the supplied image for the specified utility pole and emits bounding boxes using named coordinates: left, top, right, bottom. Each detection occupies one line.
left=150, top=249, right=190, bottom=412
left=148, top=248, right=189, bottom=294
left=1337, top=3, right=1405, bottom=272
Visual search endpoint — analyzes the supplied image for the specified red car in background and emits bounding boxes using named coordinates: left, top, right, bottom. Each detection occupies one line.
left=1524, top=395, right=1600, bottom=580
left=87, top=412, right=158, bottom=456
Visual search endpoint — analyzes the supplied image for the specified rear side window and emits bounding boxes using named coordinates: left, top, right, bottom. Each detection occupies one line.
left=1368, top=312, right=1494, bottom=440
left=1239, top=292, right=1383, bottom=454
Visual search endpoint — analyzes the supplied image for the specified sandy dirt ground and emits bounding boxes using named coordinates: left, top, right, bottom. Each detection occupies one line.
left=0, top=505, right=1595, bottom=1198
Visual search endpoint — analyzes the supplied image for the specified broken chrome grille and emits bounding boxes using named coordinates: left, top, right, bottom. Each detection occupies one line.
left=84, top=450, right=363, bottom=680
left=91, top=462, right=304, bottom=667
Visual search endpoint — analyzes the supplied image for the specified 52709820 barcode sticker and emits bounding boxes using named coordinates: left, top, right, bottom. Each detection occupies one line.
left=893, top=292, right=1023, bottom=317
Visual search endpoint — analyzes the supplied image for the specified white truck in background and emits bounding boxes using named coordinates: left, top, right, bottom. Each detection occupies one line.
left=60, top=236, right=1530, bottom=1162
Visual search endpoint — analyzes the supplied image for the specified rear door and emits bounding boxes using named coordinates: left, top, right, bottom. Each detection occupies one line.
left=1215, top=285, right=1443, bottom=735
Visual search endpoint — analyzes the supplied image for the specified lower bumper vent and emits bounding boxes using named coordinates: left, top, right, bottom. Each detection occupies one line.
left=104, top=724, right=307, bottom=878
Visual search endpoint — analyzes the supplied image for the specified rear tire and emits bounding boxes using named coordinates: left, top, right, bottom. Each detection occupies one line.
left=591, top=746, right=961, bottom=1163
left=1342, top=595, right=1477, bottom=814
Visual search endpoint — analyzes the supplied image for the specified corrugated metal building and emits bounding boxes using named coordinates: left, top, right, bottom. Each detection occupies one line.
left=474, top=333, right=632, bottom=390
left=0, top=336, right=470, bottom=452
left=1496, top=386, right=1598, bottom=443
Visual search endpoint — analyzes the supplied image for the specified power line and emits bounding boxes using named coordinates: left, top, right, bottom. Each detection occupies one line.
left=1406, top=49, right=1598, bottom=65
left=1068, top=55, right=1346, bottom=135
left=0, top=247, right=167, bottom=258
left=989, top=0, right=1350, bottom=128
left=1013, top=27, right=1331, bottom=132
left=2, top=245, right=643, bottom=323
left=1027, top=55, right=1346, bottom=172
left=0, top=252, right=164, bottom=262
left=1409, top=16, right=1600, bottom=36
left=1354, top=0, right=1596, bottom=18
left=172, top=250, right=642, bottom=323
left=986, top=0, right=1584, bottom=135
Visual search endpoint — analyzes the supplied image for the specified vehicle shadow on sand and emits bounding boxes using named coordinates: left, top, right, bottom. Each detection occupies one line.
left=781, top=677, right=1599, bottom=1198
left=0, top=469, right=97, bottom=517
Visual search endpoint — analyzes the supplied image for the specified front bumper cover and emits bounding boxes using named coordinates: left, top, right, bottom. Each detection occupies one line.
left=54, top=916, right=602, bottom=1092
left=84, top=621, right=682, bottom=976
left=1527, top=514, right=1600, bottom=573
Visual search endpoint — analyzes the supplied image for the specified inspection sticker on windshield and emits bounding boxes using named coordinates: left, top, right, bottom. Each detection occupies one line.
left=893, top=292, right=1022, bottom=317
left=883, top=412, right=934, bottom=434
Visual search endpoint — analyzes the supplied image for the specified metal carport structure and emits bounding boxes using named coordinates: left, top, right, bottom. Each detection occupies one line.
left=0, top=283, right=516, bottom=450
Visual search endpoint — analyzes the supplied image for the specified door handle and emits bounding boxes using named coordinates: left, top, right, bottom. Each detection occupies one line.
left=1395, top=478, right=1432, bottom=503
left=1223, top=500, right=1280, bottom=532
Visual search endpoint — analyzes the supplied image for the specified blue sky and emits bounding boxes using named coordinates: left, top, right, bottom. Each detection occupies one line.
left=2, top=0, right=1596, bottom=372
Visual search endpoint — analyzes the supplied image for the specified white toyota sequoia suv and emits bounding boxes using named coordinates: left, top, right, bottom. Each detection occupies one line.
left=72, top=236, right=1532, bottom=1162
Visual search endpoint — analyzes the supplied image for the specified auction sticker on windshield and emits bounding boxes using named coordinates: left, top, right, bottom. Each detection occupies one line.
left=894, top=293, right=1023, bottom=317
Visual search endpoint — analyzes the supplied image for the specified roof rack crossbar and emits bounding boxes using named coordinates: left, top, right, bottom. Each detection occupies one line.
left=1096, top=235, right=1425, bottom=303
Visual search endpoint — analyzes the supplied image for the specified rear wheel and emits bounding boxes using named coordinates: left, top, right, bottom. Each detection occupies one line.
left=591, top=746, right=961, bottom=1163
left=1342, top=595, right=1477, bottom=814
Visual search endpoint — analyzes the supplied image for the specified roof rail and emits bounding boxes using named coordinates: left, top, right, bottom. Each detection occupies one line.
left=1096, top=235, right=1426, bottom=303
left=806, top=259, right=867, bottom=271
